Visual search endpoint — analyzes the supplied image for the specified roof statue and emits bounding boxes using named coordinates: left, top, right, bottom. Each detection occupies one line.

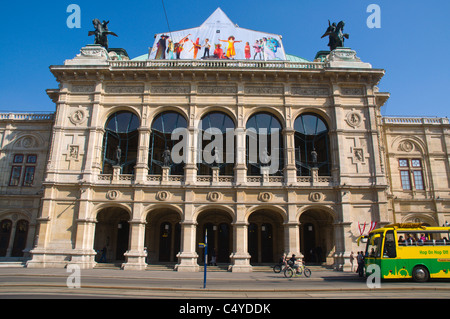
left=321, top=20, right=349, bottom=51
left=148, top=8, right=286, bottom=61
left=88, top=19, right=118, bottom=50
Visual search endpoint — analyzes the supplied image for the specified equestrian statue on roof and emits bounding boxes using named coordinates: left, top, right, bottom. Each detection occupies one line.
left=321, top=20, right=349, bottom=51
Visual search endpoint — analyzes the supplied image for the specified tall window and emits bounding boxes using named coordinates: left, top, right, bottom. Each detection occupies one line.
left=9, top=154, right=37, bottom=187
left=294, top=113, right=330, bottom=176
left=399, top=158, right=425, bottom=190
left=149, top=111, right=187, bottom=175
left=102, top=111, right=140, bottom=174
left=198, top=112, right=235, bottom=176
left=246, top=112, right=284, bottom=176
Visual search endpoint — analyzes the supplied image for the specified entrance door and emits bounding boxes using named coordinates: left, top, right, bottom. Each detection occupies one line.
left=11, top=220, right=29, bottom=257
left=116, top=221, right=129, bottom=261
left=303, top=223, right=316, bottom=263
left=0, top=220, right=12, bottom=257
left=261, top=223, right=273, bottom=263
left=159, top=222, right=172, bottom=262
left=218, top=223, right=230, bottom=263
left=248, top=223, right=258, bottom=263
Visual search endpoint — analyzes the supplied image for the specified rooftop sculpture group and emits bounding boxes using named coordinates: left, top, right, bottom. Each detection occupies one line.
left=88, top=19, right=118, bottom=50
left=321, top=20, right=349, bottom=51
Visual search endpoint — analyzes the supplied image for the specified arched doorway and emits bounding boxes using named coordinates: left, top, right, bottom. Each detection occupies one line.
left=0, top=220, right=12, bottom=257
left=196, top=209, right=233, bottom=265
left=11, top=220, right=29, bottom=257
left=299, top=208, right=334, bottom=265
left=248, top=210, right=284, bottom=264
left=145, top=208, right=181, bottom=263
left=94, top=207, right=130, bottom=263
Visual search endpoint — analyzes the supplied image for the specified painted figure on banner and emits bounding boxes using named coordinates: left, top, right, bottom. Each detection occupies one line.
left=262, top=37, right=281, bottom=60
left=155, top=34, right=169, bottom=59
left=253, top=40, right=262, bottom=60
left=214, top=44, right=226, bottom=59
left=245, top=42, right=251, bottom=59
left=167, top=39, right=175, bottom=59
left=190, top=38, right=202, bottom=59
left=174, top=34, right=190, bottom=59
left=202, top=39, right=211, bottom=58
left=220, top=36, right=242, bottom=59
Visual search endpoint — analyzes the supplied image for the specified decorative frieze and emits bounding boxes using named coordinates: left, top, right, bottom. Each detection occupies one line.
left=197, top=85, right=237, bottom=94
left=105, top=86, right=144, bottom=94
left=150, top=85, right=190, bottom=94
left=291, top=86, right=329, bottom=96
left=72, top=85, right=95, bottom=93
left=245, top=86, right=283, bottom=95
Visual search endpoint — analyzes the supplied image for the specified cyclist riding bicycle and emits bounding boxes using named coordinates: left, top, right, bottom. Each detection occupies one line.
left=288, top=254, right=299, bottom=270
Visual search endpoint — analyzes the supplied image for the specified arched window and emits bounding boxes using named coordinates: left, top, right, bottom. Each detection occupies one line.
left=102, top=111, right=140, bottom=174
left=294, top=113, right=330, bottom=176
left=149, top=111, right=187, bottom=175
left=198, top=111, right=235, bottom=176
left=246, top=112, right=284, bottom=176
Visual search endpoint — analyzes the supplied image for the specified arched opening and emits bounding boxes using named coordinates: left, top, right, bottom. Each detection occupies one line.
left=196, top=209, right=233, bottom=265
left=299, top=208, right=334, bottom=265
left=246, top=112, right=284, bottom=176
left=149, top=111, right=187, bottom=176
left=94, top=207, right=130, bottom=263
left=198, top=111, right=235, bottom=176
left=11, top=220, right=29, bottom=257
left=294, top=113, right=331, bottom=176
left=248, top=209, right=284, bottom=264
left=0, top=220, right=12, bottom=257
left=145, top=208, right=181, bottom=263
left=102, top=111, right=140, bottom=174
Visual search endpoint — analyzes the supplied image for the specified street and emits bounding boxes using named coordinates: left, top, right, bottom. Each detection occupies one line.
left=1, top=266, right=450, bottom=299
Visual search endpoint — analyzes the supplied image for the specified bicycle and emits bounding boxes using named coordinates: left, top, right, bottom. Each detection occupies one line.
left=273, top=261, right=288, bottom=273
left=283, top=262, right=311, bottom=278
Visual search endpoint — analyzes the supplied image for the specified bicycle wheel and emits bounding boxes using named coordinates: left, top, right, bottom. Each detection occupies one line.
left=303, top=267, right=311, bottom=277
left=284, top=268, right=294, bottom=278
left=273, top=264, right=282, bottom=273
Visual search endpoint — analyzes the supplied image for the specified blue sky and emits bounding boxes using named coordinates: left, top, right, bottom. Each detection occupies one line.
left=0, top=0, right=448, bottom=118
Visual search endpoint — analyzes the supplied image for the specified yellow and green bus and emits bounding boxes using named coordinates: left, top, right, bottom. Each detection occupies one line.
left=362, top=223, right=450, bottom=282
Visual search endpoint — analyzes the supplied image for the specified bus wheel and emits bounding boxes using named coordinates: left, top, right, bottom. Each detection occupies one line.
left=412, top=266, right=429, bottom=282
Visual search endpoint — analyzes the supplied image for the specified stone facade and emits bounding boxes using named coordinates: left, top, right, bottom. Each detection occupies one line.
left=0, top=45, right=448, bottom=272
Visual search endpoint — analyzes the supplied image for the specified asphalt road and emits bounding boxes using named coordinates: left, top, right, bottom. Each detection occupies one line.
left=1, top=266, right=450, bottom=300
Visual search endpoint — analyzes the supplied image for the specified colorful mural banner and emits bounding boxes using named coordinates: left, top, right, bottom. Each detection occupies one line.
left=149, top=8, right=286, bottom=61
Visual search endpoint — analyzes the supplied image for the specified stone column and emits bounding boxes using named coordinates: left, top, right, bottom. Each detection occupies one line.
left=175, top=220, right=199, bottom=272
left=184, top=126, right=198, bottom=185
left=284, top=222, right=302, bottom=258
left=234, top=127, right=247, bottom=184
left=230, top=222, right=252, bottom=272
left=68, top=187, right=96, bottom=269
left=123, top=220, right=148, bottom=270
left=134, top=127, right=151, bottom=184
left=283, top=128, right=297, bottom=185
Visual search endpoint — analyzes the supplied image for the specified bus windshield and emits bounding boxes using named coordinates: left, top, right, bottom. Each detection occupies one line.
left=366, top=232, right=383, bottom=258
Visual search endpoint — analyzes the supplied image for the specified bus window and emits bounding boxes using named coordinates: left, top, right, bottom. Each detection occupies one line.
left=366, top=233, right=383, bottom=258
left=383, top=230, right=396, bottom=258
left=398, top=230, right=450, bottom=246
